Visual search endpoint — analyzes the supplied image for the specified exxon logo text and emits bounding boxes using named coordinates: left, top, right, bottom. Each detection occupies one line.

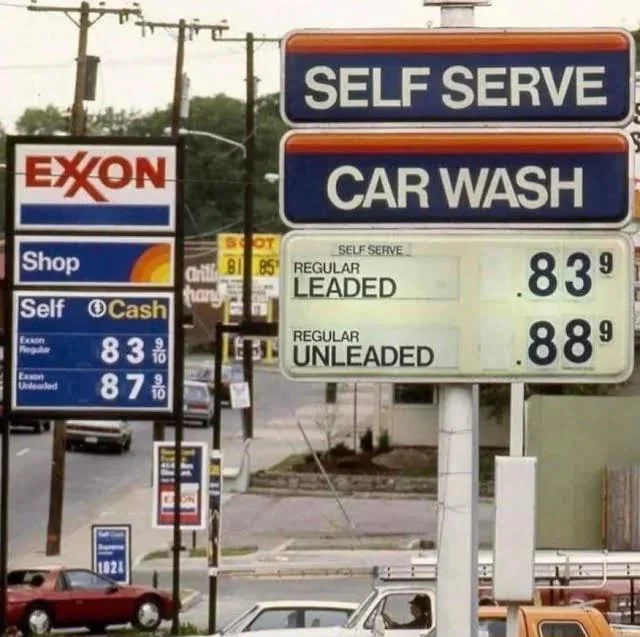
left=24, top=152, right=167, bottom=202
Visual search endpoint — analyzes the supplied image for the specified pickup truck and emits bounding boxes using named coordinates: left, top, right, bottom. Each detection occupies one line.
left=243, top=592, right=616, bottom=637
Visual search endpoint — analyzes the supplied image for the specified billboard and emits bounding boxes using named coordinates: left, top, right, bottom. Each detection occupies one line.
left=152, top=441, right=208, bottom=530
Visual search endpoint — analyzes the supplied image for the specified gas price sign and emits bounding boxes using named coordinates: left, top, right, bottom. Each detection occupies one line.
left=279, top=231, right=634, bottom=383
left=11, top=291, right=174, bottom=413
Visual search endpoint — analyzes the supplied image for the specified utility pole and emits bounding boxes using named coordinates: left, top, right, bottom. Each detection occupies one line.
left=28, top=1, right=141, bottom=135
left=241, top=32, right=256, bottom=440
left=136, top=16, right=229, bottom=445
left=211, top=34, right=279, bottom=440
left=26, top=0, right=141, bottom=557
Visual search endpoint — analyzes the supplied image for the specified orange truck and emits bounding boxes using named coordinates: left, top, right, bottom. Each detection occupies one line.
left=476, top=605, right=618, bottom=637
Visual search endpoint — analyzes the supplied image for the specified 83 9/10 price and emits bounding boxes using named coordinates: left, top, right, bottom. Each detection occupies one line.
left=526, top=318, right=613, bottom=367
left=528, top=250, right=613, bottom=298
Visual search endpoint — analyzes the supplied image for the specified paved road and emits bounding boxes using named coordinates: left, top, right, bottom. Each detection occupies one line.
left=5, top=369, right=324, bottom=558
left=143, top=574, right=374, bottom=631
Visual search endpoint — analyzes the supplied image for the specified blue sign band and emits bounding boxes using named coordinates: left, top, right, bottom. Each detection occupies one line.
left=12, top=293, right=173, bottom=411
left=15, top=369, right=171, bottom=409
left=284, top=50, right=632, bottom=124
left=94, top=527, right=130, bottom=584
left=16, top=239, right=173, bottom=286
left=282, top=147, right=629, bottom=225
left=18, top=204, right=171, bottom=229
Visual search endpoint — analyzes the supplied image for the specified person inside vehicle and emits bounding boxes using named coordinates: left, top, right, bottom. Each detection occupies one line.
left=382, top=595, right=432, bottom=629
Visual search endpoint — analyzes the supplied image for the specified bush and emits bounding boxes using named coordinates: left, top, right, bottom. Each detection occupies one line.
left=359, top=427, right=374, bottom=453
left=377, top=429, right=391, bottom=453
left=328, top=442, right=353, bottom=457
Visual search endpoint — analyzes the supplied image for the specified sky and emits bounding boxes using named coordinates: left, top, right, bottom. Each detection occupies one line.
left=0, top=0, right=639, bottom=131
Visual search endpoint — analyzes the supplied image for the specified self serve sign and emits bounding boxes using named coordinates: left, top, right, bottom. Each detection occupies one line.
left=280, top=28, right=635, bottom=126
left=13, top=143, right=178, bottom=232
left=279, top=129, right=633, bottom=227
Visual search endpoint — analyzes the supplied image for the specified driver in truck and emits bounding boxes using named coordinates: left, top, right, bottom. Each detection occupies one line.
left=383, top=594, right=432, bottom=629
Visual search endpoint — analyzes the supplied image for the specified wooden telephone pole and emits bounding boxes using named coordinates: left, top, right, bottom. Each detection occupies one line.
left=27, top=0, right=142, bottom=556
left=135, top=17, right=229, bottom=446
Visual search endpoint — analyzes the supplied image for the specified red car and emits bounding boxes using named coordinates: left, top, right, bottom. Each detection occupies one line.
left=5, top=566, right=176, bottom=635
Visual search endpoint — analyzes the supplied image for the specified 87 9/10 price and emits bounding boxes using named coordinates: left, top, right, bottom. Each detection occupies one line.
left=99, top=372, right=168, bottom=402
left=526, top=318, right=613, bottom=367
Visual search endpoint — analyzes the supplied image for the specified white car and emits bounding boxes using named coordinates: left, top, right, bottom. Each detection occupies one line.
left=235, top=585, right=437, bottom=637
left=183, top=380, right=214, bottom=427
left=216, top=600, right=358, bottom=635
left=65, top=419, right=132, bottom=453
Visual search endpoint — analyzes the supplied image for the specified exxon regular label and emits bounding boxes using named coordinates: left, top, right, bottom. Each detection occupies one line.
left=279, top=129, right=633, bottom=227
left=13, top=143, right=178, bottom=231
left=280, top=28, right=635, bottom=126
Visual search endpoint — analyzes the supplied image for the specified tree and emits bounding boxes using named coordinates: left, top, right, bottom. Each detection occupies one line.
left=10, top=93, right=286, bottom=237
left=16, top=104, right=68, bottom=135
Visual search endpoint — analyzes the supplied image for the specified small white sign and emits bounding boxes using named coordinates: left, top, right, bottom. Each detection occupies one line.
left=229, top=382, right=251, bottom=409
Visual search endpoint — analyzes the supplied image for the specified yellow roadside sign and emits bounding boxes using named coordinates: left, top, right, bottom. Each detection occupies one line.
left=216, top=233, right=280, bottom=277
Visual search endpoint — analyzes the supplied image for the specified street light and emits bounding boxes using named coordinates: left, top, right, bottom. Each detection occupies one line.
left=163, top=126, right=246, bottom=158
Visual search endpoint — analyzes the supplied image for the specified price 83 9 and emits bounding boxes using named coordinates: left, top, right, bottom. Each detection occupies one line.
left=100, top=336, right=168, bottom=366
left=527, top=249, right=614, bottom=299
left=526, top=317, right=614, bottom=368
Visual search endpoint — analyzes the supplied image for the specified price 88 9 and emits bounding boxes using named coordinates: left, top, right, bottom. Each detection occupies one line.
left=524, top=248, right=615, bottom=370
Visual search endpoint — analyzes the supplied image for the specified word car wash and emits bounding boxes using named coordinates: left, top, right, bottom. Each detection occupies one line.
left=281, top=130, right=631, bottom=225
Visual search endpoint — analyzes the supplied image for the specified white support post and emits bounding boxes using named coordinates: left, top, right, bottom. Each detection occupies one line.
left=429, top=6, right=489, bottom=637
left=507, top=381, right=526, bottom=637
left=437, top=384, right=478, bottom=637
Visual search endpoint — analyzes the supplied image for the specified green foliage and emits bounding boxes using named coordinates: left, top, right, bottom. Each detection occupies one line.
left=360, top=427, right=374, bottom=453
left=632, top=29, right=640, bottom=64
left=480, top=381, right=622, bottom=420
left=377, top=429, right=391, bottom=453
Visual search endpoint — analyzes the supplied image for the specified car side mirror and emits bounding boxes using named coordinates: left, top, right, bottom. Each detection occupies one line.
left=107, top=584, right=119, bottom=593
left=373, top=614, right=386, bottom=637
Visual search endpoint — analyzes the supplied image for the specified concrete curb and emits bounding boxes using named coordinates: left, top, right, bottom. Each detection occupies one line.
left=246, top=487, right=495, bottom=503
left=180, top=589, right=204, bottom=612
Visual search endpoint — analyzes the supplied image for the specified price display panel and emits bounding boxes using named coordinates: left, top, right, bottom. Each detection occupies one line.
left=280, top=230, right=634, bottom=383
left=218, top=254, right=279, bottom=277
left=10, top=291, right=174, bottom=414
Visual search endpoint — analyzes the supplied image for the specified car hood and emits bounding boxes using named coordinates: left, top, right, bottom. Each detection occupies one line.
left=223, top=628, right=349, bottom=637
left=126, top=584, right=171, bottom=597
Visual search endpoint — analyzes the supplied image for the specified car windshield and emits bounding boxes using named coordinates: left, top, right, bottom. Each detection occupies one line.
left=185, top=365, right=213, bottom=383
left=219, top=604, right=259, bottom=634
left=184, top=384, right=209, bottom=402
left=344, top=590, right=378, bottom=629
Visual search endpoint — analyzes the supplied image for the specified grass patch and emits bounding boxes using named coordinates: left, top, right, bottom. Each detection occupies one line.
left=142, top=545, right=258, bottom=561
left=268, top=453, right=307, bottom=473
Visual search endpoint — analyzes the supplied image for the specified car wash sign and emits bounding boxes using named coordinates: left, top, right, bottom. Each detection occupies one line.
left=279, top=129, right=633, bottom=228
left=280, top=28, right=635, bottom=127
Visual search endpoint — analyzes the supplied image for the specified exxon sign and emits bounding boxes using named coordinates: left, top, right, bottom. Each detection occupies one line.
left=13, top=142, right=178, bottom=232
left=280, top=28, right=636, bottom=126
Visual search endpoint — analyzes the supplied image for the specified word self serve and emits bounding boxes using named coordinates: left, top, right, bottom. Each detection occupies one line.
left=304, top=64, right=607, bottom=111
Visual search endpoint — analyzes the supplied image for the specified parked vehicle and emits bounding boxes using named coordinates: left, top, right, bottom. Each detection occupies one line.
left=4, top=566, right=175, bottom=635
left=217, top=600, right=358, bottom=635
left=183, top=380, right=214, bottom=427
left=0, top=403, right=50, bottom=434
left=184, top=359, right=243, bottom=406
left=65, top=420, right=132, bottom=453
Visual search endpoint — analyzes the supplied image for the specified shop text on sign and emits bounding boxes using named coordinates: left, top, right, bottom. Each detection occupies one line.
left=280, top=130, right=633, bottom=228
left=280, top=29, right=635, bottom=126
left=14, top=143, right=177, bottom=232
left=279, top=231, right=634, bottom=383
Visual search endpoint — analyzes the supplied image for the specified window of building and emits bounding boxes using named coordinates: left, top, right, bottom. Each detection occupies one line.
left=393, top=384, right=437, bottom=405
